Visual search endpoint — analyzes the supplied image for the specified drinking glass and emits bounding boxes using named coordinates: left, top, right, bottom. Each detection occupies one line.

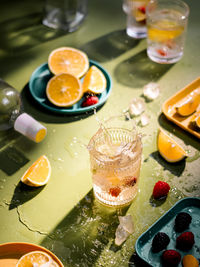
left=123, top=0, right=150, bottom=39
left=146, top=0, right=189, bottom=64
left=42, top=0, right=88, bottom=32
left=88, top=116, right=142, bottom=206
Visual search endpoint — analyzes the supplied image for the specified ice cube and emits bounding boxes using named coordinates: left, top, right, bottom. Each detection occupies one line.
left=129, top=97, right=145, bottom=116
left=119, top=215, right=134, bottom=234
left=140, top=113, right=150, bottom=127
left=115, top=224, right=130, bottom=246
left=143, top=82, right=160, bottom=100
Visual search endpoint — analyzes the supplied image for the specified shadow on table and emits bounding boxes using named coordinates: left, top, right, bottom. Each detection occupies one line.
left=80, top=29, right=140, bottom=63
left=150, top=151, right=186, bottom=177
left=0, top=12, right=67, bottom=53
left=40, top=189, right=129, bottom=266
left=158, top=113, right=200, bottom=151
left=21, top=83, right=104, bottom=124
left=129, top=252, right=151, bottom=267
left=114, top=50, right=174, bottom=88
left=9, top=182, right=44, bottom=210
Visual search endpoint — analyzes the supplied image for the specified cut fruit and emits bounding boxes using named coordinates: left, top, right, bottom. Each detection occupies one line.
left=48, top=47, right=89, bottom=78
left=82, top=65, right=107, bottom=94
left=46, top=73, right=83, bottom=107
left=176, top=88, right=200, bottom=116
left=182, top=255, right=199, bottom=267
left=190, top=110, right=200, bottom=128
left=157, top=129, right=187, bottom=163
left=16, top=251, right=53, bottom=267
left=21, top=155, right=51, bottom=187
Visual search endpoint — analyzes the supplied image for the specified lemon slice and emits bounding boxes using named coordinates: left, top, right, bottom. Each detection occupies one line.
left=157, top=129, right=187, bottom=163
left=21, top=155, right=51, bottom=187
left=16, top=251, right=52, bottom=267
left=176, top=88, right=200, bottom=116
left=82, top=65, right=107, bottom=94
left=48, top=47, right=89, bottom=78
left=46, top=73, right=83, bottom=107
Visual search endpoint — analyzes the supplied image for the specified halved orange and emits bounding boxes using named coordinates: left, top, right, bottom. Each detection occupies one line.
left=46, top=73, right=83, bottom=107
left=157, top=129, right=187, bottom=163
left=21, top=155, right=51, bottom=187
left=16, top=251, right=52, bottom=267
left=176, top=88, right=200, bottom=116
left=48, top=47, right=89, bottom=78
left=190, top=110, right=200, bottom=128
left=82, top=65, right=107, bottom=94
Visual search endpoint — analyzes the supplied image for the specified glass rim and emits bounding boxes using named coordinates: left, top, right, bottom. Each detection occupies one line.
left=88, top=127, right=141, bottom=162
left=147, top=0, right=190, bottom=18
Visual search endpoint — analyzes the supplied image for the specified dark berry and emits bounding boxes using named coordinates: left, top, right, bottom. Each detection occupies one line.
left=176, top=231, right=195, bottom=251
left=152, top=232, right=170, bottom=253
left=152, top=181, right=170, bottom=199
left=109, top=187, right=121, bottom=197
left=175, top=212, right=192, bottom=232
left=162, top=250, right=181, bottom=266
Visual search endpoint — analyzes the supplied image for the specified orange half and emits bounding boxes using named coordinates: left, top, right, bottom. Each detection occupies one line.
left=21, top=155, right=51, bottom=187
left=46, top=73, right=83, bottom=107
left=157, top=129, right=187, bottom=163
left=82, top=65, right=107, bottom=94
left=16, top=251, right=52, bottom=267
left=48, top=47, right=89, bottom=78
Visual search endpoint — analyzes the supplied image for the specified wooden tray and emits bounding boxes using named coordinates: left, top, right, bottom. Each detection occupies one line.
left=162, top=77, right=200, bottom=139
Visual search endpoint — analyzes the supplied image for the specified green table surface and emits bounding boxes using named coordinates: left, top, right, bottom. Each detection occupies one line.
left=0, top=0, right=200, bottom=266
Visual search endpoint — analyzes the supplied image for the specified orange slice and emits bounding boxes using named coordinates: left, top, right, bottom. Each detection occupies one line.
left=182, top=255, right=199, bottom=267
left=46, top=73, right=83, bottom=107
left=21, top=155, right=51, bottom=187
left=16, top=251, right=52, bottom=267
left=190, top=110, right=200, bottom=128
left=82, top=65, right=107, bottom=94
left=48, top=47, right=89, bottom=78
left=157, top=129, right=187, bottom=163
left=176, top=88, right=200, bottom=116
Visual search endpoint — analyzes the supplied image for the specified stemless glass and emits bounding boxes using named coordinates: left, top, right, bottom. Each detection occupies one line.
left=146, top=0, right=189, bottom=64
left=123, top=0, right=150, bottom=39
left=43, top=0, right=88, bottom=32
left=88, top=116, right=142, bottom=206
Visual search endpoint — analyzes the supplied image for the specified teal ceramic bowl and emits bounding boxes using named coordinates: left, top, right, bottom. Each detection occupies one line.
left=135, top=197, right=200, bottom=266
left=29, top=60, right=112, bottom=114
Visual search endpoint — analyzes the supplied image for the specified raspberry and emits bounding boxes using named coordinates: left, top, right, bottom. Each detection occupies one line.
left=157, top=49, right=167, bottom=57
left=81, top=95, right=99, bottom=107
left=175, top=212, right=192, bottom=232
left=162, top=250, right=181, bottom=266
left=109, top=187, right=121, bottom=197
left=176, top=231, right=195, bottom=251
left=152, top=181, right=170, bottom=199
left=152, top=232, right=170, bottom=253
left=124, top=177, right=137, bottom=187
left=138, top=6, right=146, bottom=13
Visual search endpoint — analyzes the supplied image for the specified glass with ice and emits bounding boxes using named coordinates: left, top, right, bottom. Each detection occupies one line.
left=123, top=0, right=150, bottom=39
left=146, top=0, right=189, bottom=64
left=88, top=116, right=142, bottom=206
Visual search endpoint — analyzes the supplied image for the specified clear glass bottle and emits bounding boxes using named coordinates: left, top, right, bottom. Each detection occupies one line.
left=0, top=79, right=47, bottom=143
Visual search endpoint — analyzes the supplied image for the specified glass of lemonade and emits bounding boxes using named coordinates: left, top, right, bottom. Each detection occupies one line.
left=123, top=0, right=150, bottom=39
left=146, top=0, right=189, bottom=64
left=88, top=116, right=142, bottom=206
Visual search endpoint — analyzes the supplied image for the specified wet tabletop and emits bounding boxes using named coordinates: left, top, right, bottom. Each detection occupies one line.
left=0, top=0, right=200, bottom=266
